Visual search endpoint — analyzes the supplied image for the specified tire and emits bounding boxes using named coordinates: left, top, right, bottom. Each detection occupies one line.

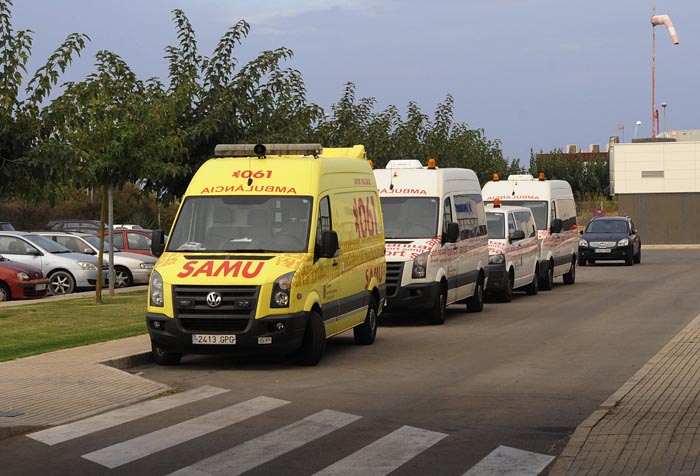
left=290, top=310, right=326, bottom=366
left=466, top=275, right=485, bottom=313
left=48, top=270, right=76, bottom=295
left=563, top=258, right=576, bottom=285
left=0, top=282, right=10, bottom=302
left=498, top=274, right=513, bottom=303
left=539, top=262, right=554, bottom=291
left=151, top=342, right=182, bottom=366
left=354, top=295, right=378, bottom=344
left=578, top=257, right=587, bottom=266
left=114, top=266, right=133, bottom=288
left=634, top=247, right=642, bottom=264
left=427, top=285, right=447, bottom=325
left=625, top=250, right=634, bottom=266
left=524, top=268, right=539, bottom=296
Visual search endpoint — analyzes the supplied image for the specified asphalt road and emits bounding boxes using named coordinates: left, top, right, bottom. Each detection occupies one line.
left=3, top=249, right=700, bottom=476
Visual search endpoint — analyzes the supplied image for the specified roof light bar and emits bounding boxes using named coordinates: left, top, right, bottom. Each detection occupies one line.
left=214, top=143, right=323, bottom=157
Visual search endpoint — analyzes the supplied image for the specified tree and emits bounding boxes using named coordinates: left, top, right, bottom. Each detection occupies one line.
left=154, top=10, right=323, bottom=198
left=0, top=0, right=89, bottom=201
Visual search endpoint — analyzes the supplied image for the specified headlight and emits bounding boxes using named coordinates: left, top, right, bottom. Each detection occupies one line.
left=150, top=270, right=164, bottom=307
left=488, top=254, right=505, bottom=265
left=77, top=261, right=98, bottom=270
left=579, top=239, right=589, bottom=247
left=140, top=262, right=155, bottom=269
left=271, top=271, right=295, bottom=308
left=412, top=252, right=430, bottom=279
left=17, top=272, right=30, bottom=281
left=617, top=238, right=629, bottom=247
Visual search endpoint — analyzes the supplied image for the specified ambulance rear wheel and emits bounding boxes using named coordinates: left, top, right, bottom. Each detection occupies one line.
left=498, top=274, right=513, bottom=303
left=539, top=262, right=554, bottom=291
left=354, top=295, right=378, bottom=344
left=151, top=342, right=182, bottom=366
left=466, top=275, right=485, bottom=313
left=524, top=268, right=539, bottom=295
left=290, top=310, right=326, bottom=366
left=563, top=257, right=576, bottom=285
left=428, top=285, right=447, bottom=325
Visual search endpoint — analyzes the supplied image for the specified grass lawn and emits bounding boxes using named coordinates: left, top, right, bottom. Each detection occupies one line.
left=0, top=290, right=149, bottom=362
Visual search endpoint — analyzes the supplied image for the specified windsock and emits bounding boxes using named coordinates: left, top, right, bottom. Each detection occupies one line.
left=651, top=15, right=680, bottom=45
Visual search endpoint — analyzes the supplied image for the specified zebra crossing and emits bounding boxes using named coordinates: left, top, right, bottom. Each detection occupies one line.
left=26, top=386, right=554, bottom=475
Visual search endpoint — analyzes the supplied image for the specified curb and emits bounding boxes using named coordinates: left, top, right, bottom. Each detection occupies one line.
left=99, top=351, right=153, bottom=370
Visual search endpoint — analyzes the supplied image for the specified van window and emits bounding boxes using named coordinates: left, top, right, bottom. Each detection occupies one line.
left=556, top=198, right=578, bottom=231
left=454, top=194, right=486, bottom=239
left=514, top=211, right=536, bottom=237
left=489, top=200, right=548, bottom=230
left=316, top=196, right=332, bottom=247
left=486, top=212, right=505, bottom=239
left=379, top=197, right=438, bottom=239
left=442, top=198, right=453, bottom=235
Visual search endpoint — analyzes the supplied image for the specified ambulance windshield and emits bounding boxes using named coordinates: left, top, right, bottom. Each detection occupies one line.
left=167, top=196, right=312, bottom=253
left=486, top=213, right=505, bottom=239
left=380, top=197, right=439, bottom=239
left=486, top=200, right=548, bottom=230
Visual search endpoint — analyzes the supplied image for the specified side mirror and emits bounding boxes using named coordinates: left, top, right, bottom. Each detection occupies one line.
left=550, top=218, right=563, bottom=234
left=84, top=248, right=97, bottom=255
left=579, top=229, right=584, bottom=236
left=26, top=247, right=41, bottom=256
left=509, top=229, right=526, bottom=242
left=320, top=230, right=340, bottom=258
left=443, top=222, right=460, bottom=244
left=151, top=229, right=165, bottom=257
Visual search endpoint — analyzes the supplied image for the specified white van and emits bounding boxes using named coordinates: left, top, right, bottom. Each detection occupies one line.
left=374, top=159, right=489, bottom=325
left=485, top=202, right=540, bottom=301
left=482, top=174, right=578, bottom=289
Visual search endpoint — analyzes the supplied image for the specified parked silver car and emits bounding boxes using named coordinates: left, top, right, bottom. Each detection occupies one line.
left=36, top=232, right=156, bottom=287
left=0, top=231, right=108, bottom=295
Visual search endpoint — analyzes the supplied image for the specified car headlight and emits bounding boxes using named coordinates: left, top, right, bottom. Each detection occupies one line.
left=579, top=239, right=589, bottom=247
left=140, top=262, right=155, bottom=269
left=488, top=254, right=505, bottom=265
left=412, top=252, right=430, bottom=279
left=271, top=271, right=295, bottom=308
left=77, top=261, right=98, bottom=270
left=617, top=238, right=629, bottom=247
left=17, top=271, right=30, bottom=281
left=150, top=270, right=164, bottom=307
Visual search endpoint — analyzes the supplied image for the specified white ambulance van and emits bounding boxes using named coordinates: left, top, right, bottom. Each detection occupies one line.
left=485, top=200, right=540, bottom=302
left=482, top=174, right=578, bottom=290
left=148, top=144, right=386, bottom=366
left=374, top=159, right=489, bottom=325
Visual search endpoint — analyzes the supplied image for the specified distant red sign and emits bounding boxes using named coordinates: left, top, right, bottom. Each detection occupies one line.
left=593, top=208, right=604, bottom=217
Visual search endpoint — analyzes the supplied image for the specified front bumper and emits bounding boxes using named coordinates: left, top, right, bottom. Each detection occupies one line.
left=384, top=281, right=441, bottom=311
left=486, top=263, right=508, bottom=292
left=579, top=246, right=632, bottom=261
left=147, top=311, right=308, bottom=356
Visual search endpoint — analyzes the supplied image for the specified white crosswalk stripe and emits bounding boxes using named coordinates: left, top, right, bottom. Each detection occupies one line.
left=82, top=395, right=289, bottom=469
left=462, top=445, right=555, bottom=476
left=28, top=385, right=229, bottom=446
left=311, top=425, right=448, bottom=476
left=167, top=409, right=362, bottom=476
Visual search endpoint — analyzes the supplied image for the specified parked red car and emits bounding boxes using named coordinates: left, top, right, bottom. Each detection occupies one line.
left=0, top=255, right=49, bottom=301
left=97, top=229, right=155, bottom=256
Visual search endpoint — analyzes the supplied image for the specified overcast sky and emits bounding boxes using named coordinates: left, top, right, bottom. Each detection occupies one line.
left=10, top=0, right=698, bottom=164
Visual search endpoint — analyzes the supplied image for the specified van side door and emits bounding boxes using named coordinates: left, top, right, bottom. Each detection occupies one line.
left=314, top=195, right=342, bottom=330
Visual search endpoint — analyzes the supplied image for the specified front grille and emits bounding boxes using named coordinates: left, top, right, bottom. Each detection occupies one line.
left=590, top=241, right=616, bottom=248
left=386, top=262, right=404, bottom=297
left=173, top=285, right=259, bottom=333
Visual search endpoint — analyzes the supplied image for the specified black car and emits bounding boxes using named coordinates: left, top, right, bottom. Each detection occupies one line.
left=578, top=216, right=641, bottom=266
left=44, top=219, right=102, bottom=234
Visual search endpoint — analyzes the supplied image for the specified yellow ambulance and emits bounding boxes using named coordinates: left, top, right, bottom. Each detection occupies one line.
left=147, top=144, right=386, bottom=366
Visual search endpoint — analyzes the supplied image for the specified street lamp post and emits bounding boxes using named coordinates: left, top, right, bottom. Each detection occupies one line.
left=635, top=120, right=642, bottom=139
left=661, top=102, right=668, bottom=135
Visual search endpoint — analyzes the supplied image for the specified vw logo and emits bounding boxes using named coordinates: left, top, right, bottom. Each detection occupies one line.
left=206, top=292, right=223, bottom=308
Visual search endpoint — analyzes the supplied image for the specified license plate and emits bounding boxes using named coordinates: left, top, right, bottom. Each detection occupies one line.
left=36, top=283, right=47, bottom=291
left=595, top=248, right=612, bottom=253
left=192, top=334, right=236, bottom=345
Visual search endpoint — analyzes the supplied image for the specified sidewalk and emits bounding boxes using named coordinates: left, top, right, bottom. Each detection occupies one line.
left=549, top=311, right=700, bottom=475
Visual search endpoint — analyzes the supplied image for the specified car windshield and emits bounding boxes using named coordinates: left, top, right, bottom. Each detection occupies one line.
left=84, top=235, right=118, bottom=252
left=380, top=197, right=439, bottom=239
left=167, top=195, right=313, bottom=253
left=586, top=220, right=628, bottom=234
left=25, top=234, right=72, bottom=253
left=485, top=200, right=548, bottom=230
left=486, top=212, right=505, bottom=239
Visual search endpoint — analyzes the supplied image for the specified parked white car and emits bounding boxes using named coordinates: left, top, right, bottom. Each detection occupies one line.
left=36, top=232, right=156, bottom=287
left=0, top=231, right=108, bottom=295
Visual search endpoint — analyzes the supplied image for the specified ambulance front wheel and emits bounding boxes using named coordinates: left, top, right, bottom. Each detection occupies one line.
left=151, top=341, right=182, bottom=366
left=289, top=310, right=326, bottom=366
